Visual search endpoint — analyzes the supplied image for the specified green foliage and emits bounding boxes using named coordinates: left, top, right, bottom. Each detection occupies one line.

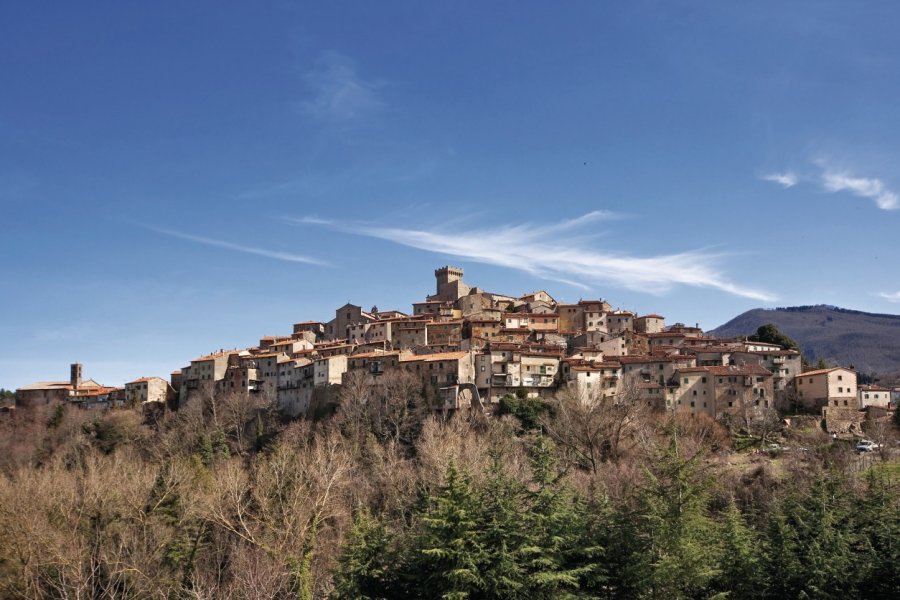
left=472, top=453, right=527, bottom=599
left=0, top=388, right=14, bottom=401
left=82, top=416, right=128, bottom=454
left=196, top=429, right=229, bottom=466
left=498, top=393, right=551, bottom=431
left=710, top=500, right=765, bottom=599
left=518, top=437, right=597, bottom=598
left=331, top=509, right=395, bottom=600
left=763, top=475, right=859, bottom=599
left=637, top=432, right=721, bottom=599
left=46, top=403, right=65, bottom=429
left=415, top=462, right=486, bottom=599
left=749, top=323, right=800, bottom=352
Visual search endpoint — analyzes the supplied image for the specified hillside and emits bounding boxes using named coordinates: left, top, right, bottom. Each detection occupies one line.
left=709, top=305, right=900, bottom=378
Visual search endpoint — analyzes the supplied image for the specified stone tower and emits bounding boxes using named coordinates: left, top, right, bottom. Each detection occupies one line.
left=70, top=363, right=82, bottom=391
left=435, top=266, right=464, bottom=295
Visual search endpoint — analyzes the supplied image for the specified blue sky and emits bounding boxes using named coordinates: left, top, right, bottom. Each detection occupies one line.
left=2, top=1, right=899, bottom=389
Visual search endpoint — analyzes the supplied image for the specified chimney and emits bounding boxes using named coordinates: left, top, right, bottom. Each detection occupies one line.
left=70, top=363, right=83, bottom=391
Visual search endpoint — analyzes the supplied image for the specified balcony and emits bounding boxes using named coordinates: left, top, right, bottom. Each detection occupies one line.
left=492, top=373, right=516, bottom=387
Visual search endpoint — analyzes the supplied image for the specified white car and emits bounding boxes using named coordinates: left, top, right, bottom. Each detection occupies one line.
left=856, top=440, right=881, bottom=453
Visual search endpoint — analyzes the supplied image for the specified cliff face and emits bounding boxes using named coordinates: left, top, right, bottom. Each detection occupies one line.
left=709, top=305, right=900, bottom=377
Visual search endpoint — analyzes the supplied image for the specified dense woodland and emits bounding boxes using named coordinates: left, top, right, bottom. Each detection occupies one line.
left=0, top=374, right=898, bottom=599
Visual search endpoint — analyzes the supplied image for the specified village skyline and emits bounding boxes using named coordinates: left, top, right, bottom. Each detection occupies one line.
left=3, top=2, right=900, bottom=389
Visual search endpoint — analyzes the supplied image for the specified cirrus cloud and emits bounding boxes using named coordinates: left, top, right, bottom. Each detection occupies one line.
left=300, top=51, right=385, bottom=121
left=762, top=162, right=899, bottom=211
left=287, top=212, right=775, bottom=302
left=147, top=227, right=329, bottom=266
left=762, top=172, right=798, bottom=188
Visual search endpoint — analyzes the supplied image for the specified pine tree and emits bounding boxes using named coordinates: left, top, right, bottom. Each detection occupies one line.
left=415, top=462, right=486, bottom=600
left=710, top=500, right=765, bottom=600
left=519, top=436, right=594, bottom=599
left=639, top=427, right=720, bottom=600
left=473, top=454, right=527, bottom=599
left=764, top=475, right=857, bottom=599
left=853, top=471, right=900, bottom=599
left=331, top=508, right=394, bottom=600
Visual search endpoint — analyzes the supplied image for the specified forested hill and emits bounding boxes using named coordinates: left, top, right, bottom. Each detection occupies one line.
left=709, top=305, right=900, bottom=377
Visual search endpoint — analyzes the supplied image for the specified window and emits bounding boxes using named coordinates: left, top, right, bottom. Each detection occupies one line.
left=838, top=375, right=843, bottom=381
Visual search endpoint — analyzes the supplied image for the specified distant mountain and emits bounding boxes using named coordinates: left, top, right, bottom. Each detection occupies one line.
left=709, top=305, right=900, bottom=377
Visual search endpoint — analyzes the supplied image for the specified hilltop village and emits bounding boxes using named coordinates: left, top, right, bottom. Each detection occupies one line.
left=13, top=267, right=899, bottom=433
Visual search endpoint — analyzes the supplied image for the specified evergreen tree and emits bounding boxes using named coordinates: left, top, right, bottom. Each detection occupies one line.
left=331, top=508, right=394, bottom=600
left=853, top=471, right=900, bottom=599
left=519, top=437, right=594, bottom=599
left=748, top=324, right=800, bottom=352
left=415, top=462, right=486, bottom=600
left=710, top=500, right=765, bottom=600
left=639, top=428, right=720, bottom=600
left=601, top=503, right=651, bottom=599
left=473, top=454, right=527, bottom=599
left=764, top=475, right=857, bottom=599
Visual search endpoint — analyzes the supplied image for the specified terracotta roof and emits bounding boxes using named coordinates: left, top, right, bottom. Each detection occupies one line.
left=570, top=362, right=622, bottom=372
left=349, top=351, right=400, bottom=359
left=192, top=350, right=239, bottom=362
left=685, top=346, right=738, bottom=353
left=17, top=381, right=72, bottom=391
left=639, top=314, right=665, bottom=319
left=126, top=376, right=164, bottom=385
left=72, top=386, right=120, bottom=398
left=618, top=355, right=686, bottom=364
left=800, top=366, right=855, bottom=377
left=400, top=351, right=470, bottom=363
left=735, top=349, right=799, bottom=356
left=705, top=365, right=773, bottom=377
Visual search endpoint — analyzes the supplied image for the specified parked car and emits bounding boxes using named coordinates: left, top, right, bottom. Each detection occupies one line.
left=856, top=439, right=881, bottom=453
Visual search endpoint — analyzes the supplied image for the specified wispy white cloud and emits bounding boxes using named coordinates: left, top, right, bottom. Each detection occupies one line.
left=148, top=227, right=328, bottom=266
left=821, top=171, right=899, bottom=210
left=293, top=215, right=333, bottom=226
left=763, top=161, right=899, bottom=210
left=300, top=51, right=384, bottom=121
left=878, top=291, right=900, bottom=303
left=762, top=172, right=798, bottom=188
left=288, top=213, right=775, bottom=301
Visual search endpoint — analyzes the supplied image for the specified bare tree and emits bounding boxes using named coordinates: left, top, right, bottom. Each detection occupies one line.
left=198, top=424, right=351, bottom=600
left=369, top=370, right=425, bottom=447
left=543, top=378, right=649, bottom=472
